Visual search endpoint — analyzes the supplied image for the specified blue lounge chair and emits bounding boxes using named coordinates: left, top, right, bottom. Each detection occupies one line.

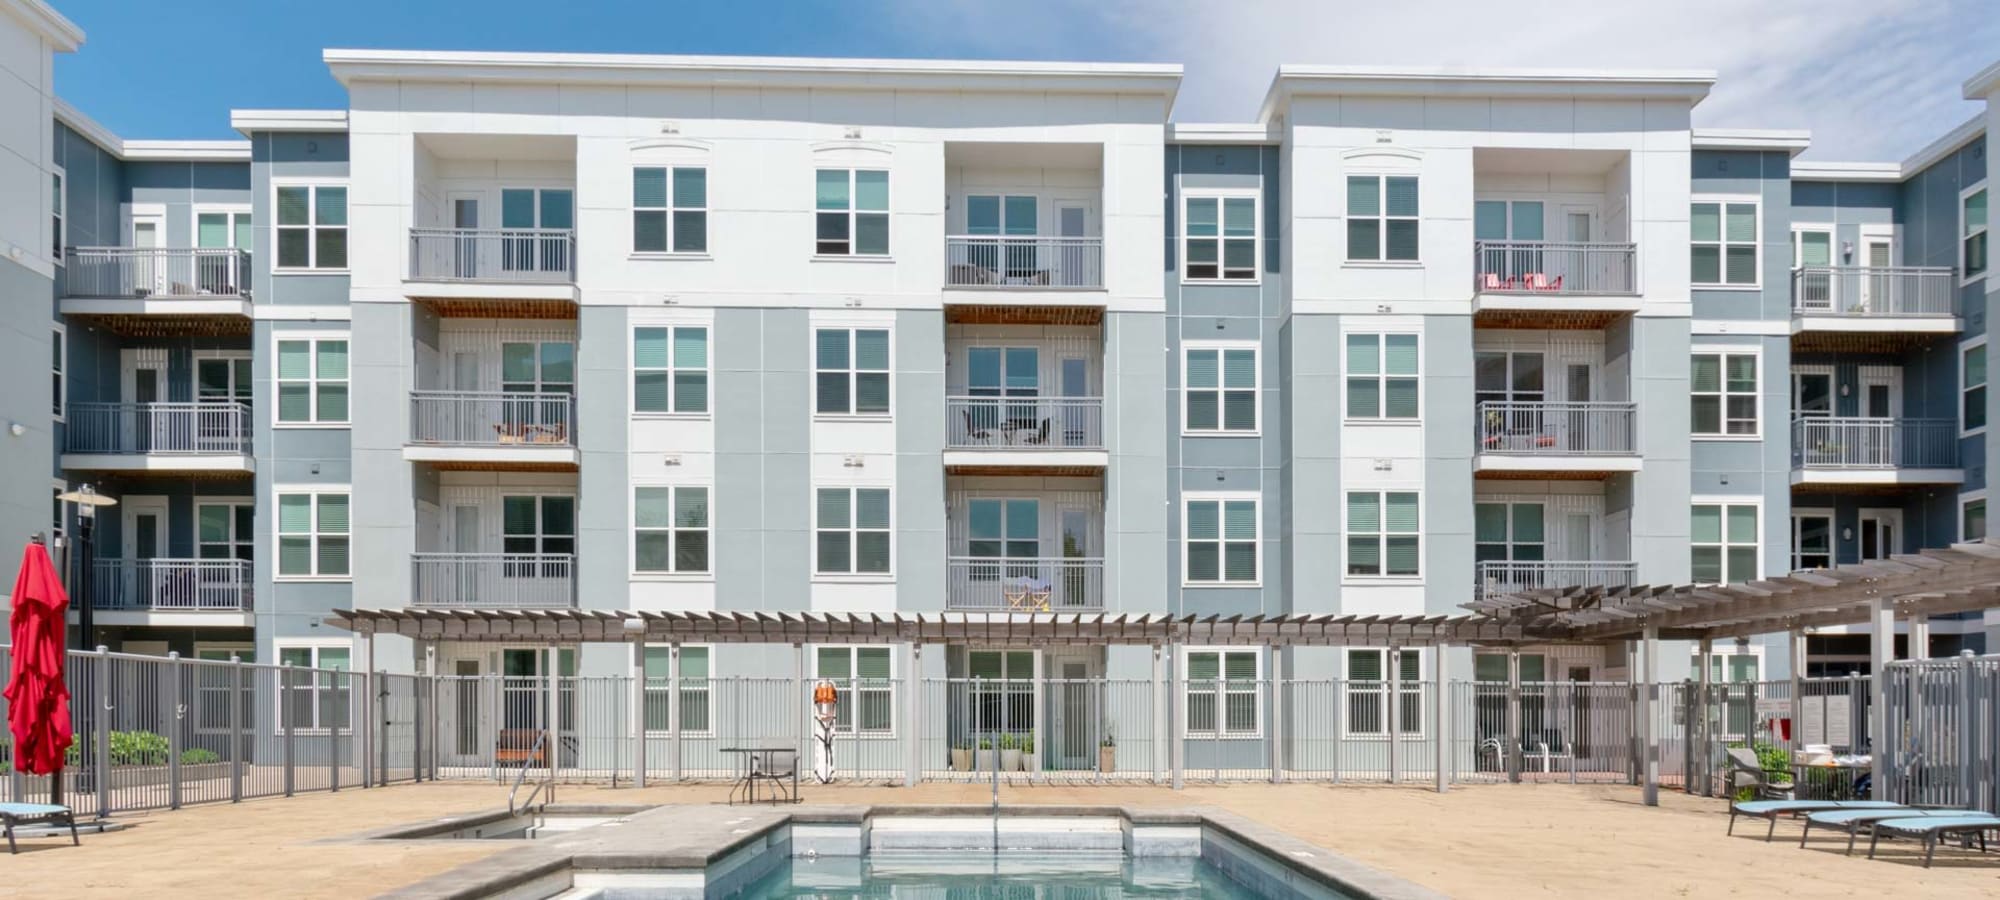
left=1866, top=815, right=2000, bottom=868
left=1728, top=799, right=1906, bottom=842
left=1800, top=807, right=1970, bottom=855
left=0, top=803, right=79, bottom=854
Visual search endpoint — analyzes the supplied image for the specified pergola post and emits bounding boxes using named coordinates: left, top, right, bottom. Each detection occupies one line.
left=1506, top=648, right=1522, bottom=784
left=1433, top=644, right=1449, bottom=794
left=1787, top=627, right=1804, bottom=764
left=1150, top=644, right=1164, bottom=785
left=1907, top=613, right=1930, bottom=660
left=1170, top=642, right=1184, bottom=791
left=630, top=640, right=646, bottom=789
left=1957, top=649, right=1976, bottom=809
left=905, top=642, right=922, bottom=787
left=1387, top=646, right=1402, bottom=785
left=1869, top=597, right=1893, bottom=801
left=1641, top=626, right=1659, bottom=807
left=667, top=643, right=682, bottom=782
left=1269, top=650, right=1284, bottom=785
left=1695, top=637, right=1711, bottom=796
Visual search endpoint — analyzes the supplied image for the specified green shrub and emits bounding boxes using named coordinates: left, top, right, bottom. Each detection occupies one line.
left=1728, top=740, right=1793, bottom=801
left=63, top=730, right=173, bottom=767
left=180, top=748, right=221, bottom=765
left=997, top=733, right=1019, bottom=750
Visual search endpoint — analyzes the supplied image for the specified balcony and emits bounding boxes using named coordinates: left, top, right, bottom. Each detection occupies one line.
left=59, top=247, right=253, bottom=334
left=1473, top=401, right=1639, bottom=476
left=404, top=391, right=578, bottom=469
left=62, top=402, right=253, bottom=473
left=1790, top=266, right=1958, bottom=352
left=410, top=553, right=576, bottom=609
left=946, top=236, right=1103, bottom=289
left=405, top=228, right=578, bottom=312
left=1475, top=560, right=1636, bottom=598
left=945, top=556, right=1103, bottom=612
left=943, top=396, right=1106, bottom=473
left=87, top=559, right=254, bottom=626
left=1790, top=416, right=1962, bottom=487
left=1472, top=241, right=1639, bottom=326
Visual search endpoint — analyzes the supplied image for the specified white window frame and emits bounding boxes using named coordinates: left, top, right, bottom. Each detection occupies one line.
left=812, top=645, right=897, bottom=736
left=1962, top=335, right=1988, bottom=437
left=812, top=325, right=893, bottom=418
left=813, top=168, right=890, bottom=258
left=630, top=324, right=711, bottom=417
left=1343, top=489, right=1423, bottom=583
left=196, top=497, right=255, bottom=562
left=1691, top=496, right=1763, bottom=586
left=1689, top=645, right=1767, bottom=684
left=49, top=479, right=66, bottom=543
left=1963, top=182, right=1988, bottom=285
left=1182, top=492, right=1261, bottom=587
left=1180, top=646, right=1263, bottom=739
left=631, top=482, right=713, bottom=578
left=195, top=349, right=255, bottom=406
left=1962, top=491, right=1988, bottom=542
left=273, top=639, right=353, bottom=734
left=631, top=165, right=708, bottom=256
left=1342, top=648, right=1427, bottom=739
left=641, top=644, right=714, bottom=738
left=51, top=323, right=64, bottom=421
left=1179, top=187, right=1261, bottom=284
left=1790, top=507, right=1834, bottom=572
left=1181, top=340, right=1259, bottom=436
left=50, top=167, right=64, bottom=265
left=1691, top=195, right=1761, bottom=289
left=1690, top=346, right=1761, bottom=440
left=1344, top=173, right=1421, bottom=264
left=271, top=180, right=348, bottom=272
left=814, top=485, right=894, bottom=579
left=273, top=486, right=351, bottom=582
left=1341, top=331, right=1422, bottom=423
left=272, top=332, right=350, bottom=427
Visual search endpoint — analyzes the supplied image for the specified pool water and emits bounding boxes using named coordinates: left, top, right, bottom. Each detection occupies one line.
left=733, top=854, right=1270, bottom=898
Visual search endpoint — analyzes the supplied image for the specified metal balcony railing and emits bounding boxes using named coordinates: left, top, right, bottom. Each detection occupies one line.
left=89, top=558, right=254, bottom=611
left=411, top=553, right=577, bottom=608
left=62, top=247, right=252, bottom=300
left=408, top=228, right=575, bottom=284
left=945, top=396, right=1103, bottom=450
left=945, top=236, right=1103, bottom=289
left=409, top=391, right=575, bottom=447
left=1790, top=266, right=1955, bottom=317
left=1791, top=417, right=1958, bottom=470
left=1475, top=560, right=1637, bottom=597
left=1473, top=241, right=1638, bottom=296
left=64, top=402, right=252, bottom=455
left=945, top=556, right=1103, bottom=612
left=1475, top=401, right=1637, bottom=456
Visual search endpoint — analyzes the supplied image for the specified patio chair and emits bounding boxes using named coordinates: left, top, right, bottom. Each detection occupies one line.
left=961, top=409, right=996, bottom=445
left=1866, top=814, right=2000, bottom=868
left=1728, top=746, right=1793, bottom=801
left=1801, top=807, right=1970, bottom=855
left=749, top=748, right=799, bottom=803
left=0, top=803, right=79, bottom=854
left=1727, top=799, right=1905, bottom=841
left=1018, top=418, right=1052, bottom=446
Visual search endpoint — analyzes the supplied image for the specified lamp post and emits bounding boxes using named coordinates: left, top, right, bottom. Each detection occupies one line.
left=56, top=484, right=116, bottom=795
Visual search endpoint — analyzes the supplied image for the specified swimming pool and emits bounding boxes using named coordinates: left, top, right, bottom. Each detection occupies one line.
left=569, top=854, right=1302, bottom=898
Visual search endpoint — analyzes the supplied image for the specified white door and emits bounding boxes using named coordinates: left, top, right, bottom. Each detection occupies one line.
left=448, top=192, right=482, bottom=278
left=1045, top=650, right=1100, bottom=771
left=1562, top=207, right=1594, bottom=243
left=1053, top=199, right=1095, bottom=287
left=1564, top=514, right=1594, bottom=565
left=130, top=212, right=166, bottom=295
left=441, top=656, right=492, bottom=767
left=1858, top=510, right=1901, bottom=561
left=122, top=496, right=169, bottom=609
left=194, top=209, right=252, bottom=293
left=452, top=505, right=481, bottom=605
left=1858, top=236, right=1894, bottom=312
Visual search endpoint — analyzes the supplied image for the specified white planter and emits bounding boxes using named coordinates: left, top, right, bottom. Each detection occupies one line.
left=1024, top=753, right=1040, bottom=773
left=951, top=748, right=971, bottom=772
left=1001, top=748, right=1022, bottom=772
left=975, top=748, right=998, bottom=771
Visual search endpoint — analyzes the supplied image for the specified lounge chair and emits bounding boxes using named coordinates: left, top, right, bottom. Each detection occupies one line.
left=1800, top=807, right=1973, bottom=854
left=1866, top=814, right=2000, bottom=868
left=0, top=803, right=79, bottom=854
left=1727, top=746, right=1794, bottom=802
left=1728, top=799, right=1905, bottom=841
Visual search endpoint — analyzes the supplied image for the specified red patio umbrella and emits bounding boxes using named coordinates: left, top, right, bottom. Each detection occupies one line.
left=5, top=541, right=72, bottom=777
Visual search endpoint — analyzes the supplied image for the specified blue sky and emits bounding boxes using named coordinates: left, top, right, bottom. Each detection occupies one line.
left=49, top=0, right=1999, bottom=161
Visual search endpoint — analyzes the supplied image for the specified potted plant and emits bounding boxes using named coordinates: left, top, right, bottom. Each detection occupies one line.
left=999, top=733, right=1022, bottom=772
left=976, top=737, right=997, bottom=772
left=1021, top=735, right=1038, bottom=773
left=951, top=742, right=972, bottom=772
left=1098, top=729, right=1116, bottom=774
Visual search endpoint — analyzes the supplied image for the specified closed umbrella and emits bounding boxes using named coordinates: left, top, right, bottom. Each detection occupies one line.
left=5, top=541, right=73, bottom=784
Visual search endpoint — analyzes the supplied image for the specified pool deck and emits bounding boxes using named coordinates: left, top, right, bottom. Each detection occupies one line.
left=0, top=781, right=1993, bottom=898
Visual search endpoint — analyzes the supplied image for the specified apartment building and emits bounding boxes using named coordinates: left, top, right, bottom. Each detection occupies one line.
left=5, top=0, right=1998, bottom=767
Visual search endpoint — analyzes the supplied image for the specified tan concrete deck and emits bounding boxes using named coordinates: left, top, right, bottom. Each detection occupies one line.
left=0, top=781, right=1992, bottom=898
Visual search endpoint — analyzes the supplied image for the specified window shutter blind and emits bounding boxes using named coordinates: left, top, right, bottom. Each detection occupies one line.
left=671, top=169, right=706, bottom=208
left=633, top=168, right=667, bottom=207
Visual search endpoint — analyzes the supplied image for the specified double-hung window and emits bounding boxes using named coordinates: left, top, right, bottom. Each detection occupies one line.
left=277, top=491, right=348, bottom=578
left=1347, top=175, right=1420, bottom=261
left=816, top=169, right=889, bottom=256
left=50, top=171, right=63, bottom=261
left=633, top=167, right=707, bottom=253
left=1184, top=344, right=1257, bottom=433
left=814, top=328, right=890, bottom=415
left=51, top=326, right=64, bottom=418
left=1691, top=351, right=1758, bottom=436
left=1347, top=649, right=1422, bottom=736
left=275, top=337, right=349, bottom=424
left=1692, top=502, right=1758, bottom=584
left=1964, top=497, right=1987, bottom=541
left=1184, top=495, right=1258, bottom=585
left=1791, top=512, right=1832, bottom=571
left=1965, top=341, right=1987, bottom=433
left=1347, top=491, right=1420, bottom=578
left=815, top=646, right=894, bottom=734
left=1185, top=648, right=1260, bottom=737
left=198, top=502, right=254, bottom=563
left=1474, top=502, right=1544, bottom=565
left=1691, top=199, right=1758, bottom=286
left=1964, top=186, right=1988, bottom=281
left=277, top=644, right=350, bottom=731
left=966, top=650, right=1032, bottom=736
left=816, top=487, right=891, bottom=575
left=634, top=485, right=710, bottom=574
left=502, top=495, right=575, bottom=577
left=1344, top=333, right=1419, bottom=420
left=1182, top=191, right=1257, bottom=280
left=642, top=646, right=710, bottom=733
left=275, top=184, right=347, bottom=270
left=633, top=326, right=708, bottom=414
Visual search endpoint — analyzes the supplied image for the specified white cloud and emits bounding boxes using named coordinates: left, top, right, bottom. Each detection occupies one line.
left=887, top=0, right=1995, bottom=160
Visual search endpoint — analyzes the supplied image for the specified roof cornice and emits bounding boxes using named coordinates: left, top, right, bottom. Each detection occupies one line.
left=53, top=97, right=249, bottom=161
left=1793, top=114, right=1985, bottom=183
left=1964, top=58, right=2000, bottom=99
left=229, top=109, right=349, bottom=137
left=1169, top=122, right=1280, bottom=145
left=2, top=0, right=82, bottom=52
left=1690, top=128, right=1811, bottom=157
left=1260, top=65, right=1716, bottom=121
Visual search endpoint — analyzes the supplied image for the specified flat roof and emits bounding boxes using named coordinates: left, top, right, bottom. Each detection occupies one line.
left=1691, top=128, right=1811, bottom=156
left=1792, top=114, right=1985, bottom=183
left=53, top=98, right=250, bottom=161
left=230, top=108, right=350, bottom=136
left=1965, top=58, right=2000, bottom=99
left=2, top=0, right=83, bottom=52
left=1261, top=65, right=1716, bottom=121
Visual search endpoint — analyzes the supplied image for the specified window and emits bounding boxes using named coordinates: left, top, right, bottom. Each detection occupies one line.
left=815, top=646, right=894, bottom=733
left=634, top=485, right=709, bottom=574
left=1185, top=648, right=1260, bottom=737
left=633, top=167, right=707, bottom=253
left=1791, top=513, right=1832, bottom=571
left=1184, top=495, right=1257, bottom=585
left=198, top=502, right=254, bottom=562
left=966, top=650, right=1032, bottom=736
left=1691, top=351, right=1758, bottom=436
left=1964, top=186, right=1988, bottom=281
left=502, top=342, right=575, bottom=395
left=817, top=488, right=891, bottom=575
left=1474, top=502, right=1544, bottom=564
left=275, top=337, right=349, bottom=424
left=1964, top=496, right=1987, bottom=542
left=1184, top=344, right=1257, bottom=434
left=50, top=170, right=63, bottom=261
left=1691, top=199, right=1758, bottom=286
left=276, top=644, right=350, bottom=732
left=1344, top=333, right=1419, bottom=420
left=816, top=169, right=888, bottom=256
left=1347, top=649, right=1422, bottom=736
left=1182, top=191, right=1257, bottom=280
left=1346, top=491, right=1420, bottom=578
left=503, top=494, right=576, bottom=572
left=642, top=646, right=710, bottom=733
left=197, top=356, right=253, bottom=405
left=1692, top=502, right=1758, bottom=584
left=277, top=491, right=349, bottom=578
left=814, top=328, right=890, bottom=415
left=633, top=326, right=708, bottom=414
left=966, top=498, right=1038, bottom=580
left=275, top=184, right=347, bottom=269
left=1965, top=340, right=1987, bottom=433
left=50, top=326, right=63, bottom=419
left=1347, top=175, right=1419, bottom=262
left=192, top=645, right=255, bottom=734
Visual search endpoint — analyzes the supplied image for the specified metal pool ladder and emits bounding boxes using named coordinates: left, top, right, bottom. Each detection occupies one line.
left=509, top=731, right=555, bottom=815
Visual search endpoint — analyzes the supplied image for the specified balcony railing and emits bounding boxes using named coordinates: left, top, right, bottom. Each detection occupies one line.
left=408, top=228, right=575, bottom=284
left=945, top=556, right=1103, bottom=612
left=1791, top=266, right=1955, bottom=317
left=945, top=236, right=1103, bottom=289
left=409, top=391, right=575, bottom=447
left=411, top=553, right=576, bottom=608
left=64, top=402, right=251, bottom=455
left=945, top=396, right=1103, bottom=450
left=62, top=247, right=252, bottom=300
left=1475, top=401, right=1637, bottom=456
left=1791, top=416, right=1958, bottom=470
left=1475, top=560, right=1636, bottom=596
left=89, top=559, right=253, bottom=611
left=1473, top=241, right=1638, bottom=296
